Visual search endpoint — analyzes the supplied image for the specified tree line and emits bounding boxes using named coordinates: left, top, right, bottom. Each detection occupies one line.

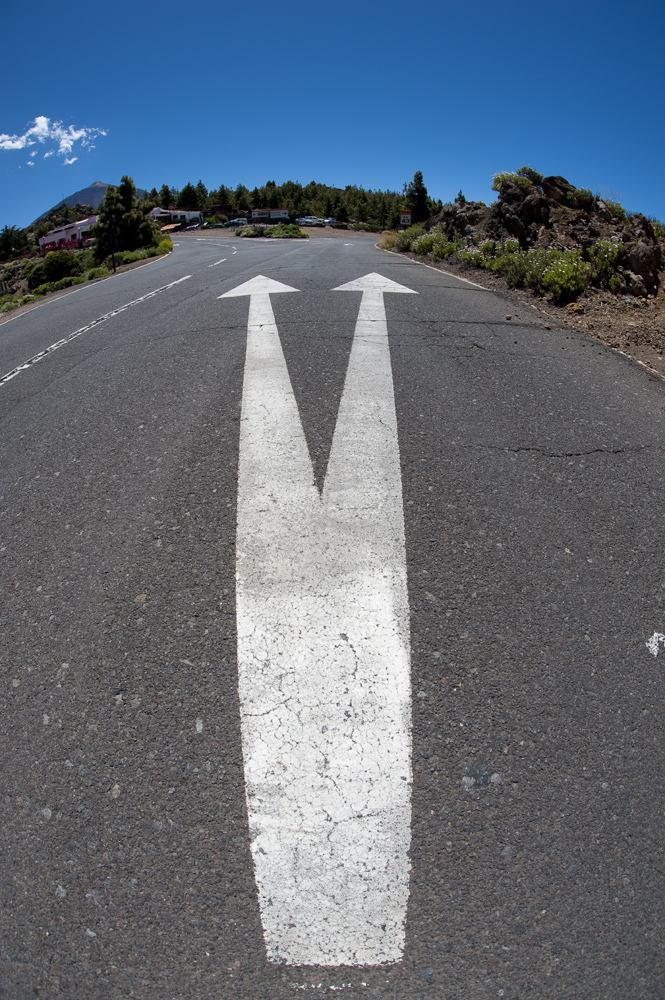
left=0, top=172, right=439, bottom=262
left=146, top=171, right=440, bottom=228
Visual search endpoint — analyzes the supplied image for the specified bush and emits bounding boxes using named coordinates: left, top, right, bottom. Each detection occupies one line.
left=541, top=251, right=589, bottom=302
left=41, top=250, right=79, bottom=282
left=606, top=200, right=627, bottom=223
left=517, top=166, right=544, bottom=187
left=264, top=224, right=308, bottom=239
left=587, top=238, right=624, bottom=286
left=394, top=223, right=425, bottom=252
left=377, top=231, right=399, bottom=250
left=158, top=238, right=173, bottom=252
left=51, top=276, right=77, bottom=290
left=431, top=235, right=462, bottom=260
left=32, top=282, right=55, bottom=296
left=86, top=267, right=108, bottom=280
left=491, top=172, right=533, bottom=193
left=567, top=188, right=595, bottom=212
left=237, top=227, right=260, bottom=237
left=411, top=233, right=437, bottom=255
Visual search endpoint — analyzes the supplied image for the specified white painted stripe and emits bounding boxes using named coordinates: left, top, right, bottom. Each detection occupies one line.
left=223, top=272, right=415, bottom=966
left=0, top=276, right=191, bottom=387
left=208, top=258, right=228, bottom=267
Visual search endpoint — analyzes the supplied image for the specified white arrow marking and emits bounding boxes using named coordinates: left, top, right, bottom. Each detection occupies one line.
left=223, top=272, right=416, bottom=966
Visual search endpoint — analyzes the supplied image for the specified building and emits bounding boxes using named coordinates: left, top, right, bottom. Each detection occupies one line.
left=149, top=208, right=203, bottom=227
left=38, top=216, right=98, bottom=254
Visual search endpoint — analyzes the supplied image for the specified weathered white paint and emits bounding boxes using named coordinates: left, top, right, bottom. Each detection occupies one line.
left=0, top=275, right=192, bottom=387
left=221, top=273, right=416, bottom=966
left=646, top=632, right=665, bottom=657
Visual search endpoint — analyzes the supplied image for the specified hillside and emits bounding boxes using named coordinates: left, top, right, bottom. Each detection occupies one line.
left=386, top=169, right=665, bottom=377
left=38, top=181, right=148, bottom=220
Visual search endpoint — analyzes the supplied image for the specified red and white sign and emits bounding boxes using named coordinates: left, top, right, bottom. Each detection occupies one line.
left=400, top=210, right=412, bottom=226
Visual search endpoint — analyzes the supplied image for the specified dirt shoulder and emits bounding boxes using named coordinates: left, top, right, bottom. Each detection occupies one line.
left=397, top=250, right=665, bottom=380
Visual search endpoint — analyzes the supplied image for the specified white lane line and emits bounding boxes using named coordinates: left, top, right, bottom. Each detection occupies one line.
left=0, top=275, right=191, bottom=387
left=208, top=258, right=228, bottom=268
left=221, top=272, right=415, bottom=966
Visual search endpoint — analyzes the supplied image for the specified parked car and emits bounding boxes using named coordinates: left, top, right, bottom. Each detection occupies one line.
left=295, top=216, right=325, bottom=227
left=223, top=218, right=248, bottom=227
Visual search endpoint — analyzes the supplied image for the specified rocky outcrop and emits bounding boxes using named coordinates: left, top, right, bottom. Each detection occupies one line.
left=425, top=175, right=663, bottom=296
left=541, top=175, right=576, bottom=204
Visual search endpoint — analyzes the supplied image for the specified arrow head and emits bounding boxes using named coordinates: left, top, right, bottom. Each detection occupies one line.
left=219, top=275, right=300, bottom=299
left=332, top=272, right=417, bottom=294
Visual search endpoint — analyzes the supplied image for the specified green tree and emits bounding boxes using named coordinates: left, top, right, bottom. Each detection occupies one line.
left=0, top=225, right=28, bottom=261
left=118, top=175, right=137, bottom=215
left=196, top=179, right=208, bottom=209
left=176, top=183, right=199, bottom=210
left=405, top=171, right=429, bottom=223
left=92, top=181, right=158, bottom=267
left=92, top=186, right=124, bottom=269
left=159, top=184, right=172, bottom=208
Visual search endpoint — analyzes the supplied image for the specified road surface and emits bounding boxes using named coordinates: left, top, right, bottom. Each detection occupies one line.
left=1, top=232, right=664, bottom=999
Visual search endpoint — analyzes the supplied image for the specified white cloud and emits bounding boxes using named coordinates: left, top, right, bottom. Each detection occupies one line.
left=0, top=116, right=106, bottom=162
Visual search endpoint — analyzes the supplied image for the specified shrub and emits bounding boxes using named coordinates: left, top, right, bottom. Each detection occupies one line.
left=608, top=275, right=623, bottom=294
left=394, top=223, right=425, bottom=252
left=410, top=233, right=437, bottom=255
left=491, top=172, right=533, bottom=193
left=41, top=250, right=79, bottom=282
left=237, top=227, right=261, bottom=237
left=264, top=224, right=308, bottom=239
left=158, top=238, right=173, bottom=252
left=86, top=267, right=108, bottom=280
left=51, top=276, right=77, bottom=290
left=587, top=238, right=624, bottom=286
left=541, top=252, right=589, bottom=302
left=605, top=200, right=627, bottom=223
left=431, top=235, right=461, bottom=260
left=517, top=166, right=544, bottom=187
left=32, top=282, right=55, bottom=296
left=566, top=188, right=595, bottom=212
left=377, top=231, right=399, bottom=250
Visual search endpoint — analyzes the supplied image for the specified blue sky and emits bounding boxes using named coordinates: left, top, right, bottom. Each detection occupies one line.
left=2, top=0, right=664, bottom=229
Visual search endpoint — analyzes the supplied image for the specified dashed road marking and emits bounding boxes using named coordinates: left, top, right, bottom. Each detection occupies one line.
left=0, top=275, right=192, bottom=387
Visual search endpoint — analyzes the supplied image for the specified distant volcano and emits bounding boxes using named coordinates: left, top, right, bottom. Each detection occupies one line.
left=38, top=180, right=148, bottom=218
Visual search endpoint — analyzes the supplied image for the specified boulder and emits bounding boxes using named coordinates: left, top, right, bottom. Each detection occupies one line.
left=625, top=271, right=648, bottom=297
left=594, top=199, right=612, bottom=222
left=541, top=175, right=576, bottom=204
left=627, top=241, right=658, bottom=287
left=522, top=191, right=550, bottom=225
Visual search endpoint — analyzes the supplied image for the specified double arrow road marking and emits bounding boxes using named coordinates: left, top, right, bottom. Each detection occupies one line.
left=220, top=273, right=417, bottom=966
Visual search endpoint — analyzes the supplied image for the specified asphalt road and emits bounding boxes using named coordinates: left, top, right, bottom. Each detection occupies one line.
left=1, top=233, right=664, bottom=999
